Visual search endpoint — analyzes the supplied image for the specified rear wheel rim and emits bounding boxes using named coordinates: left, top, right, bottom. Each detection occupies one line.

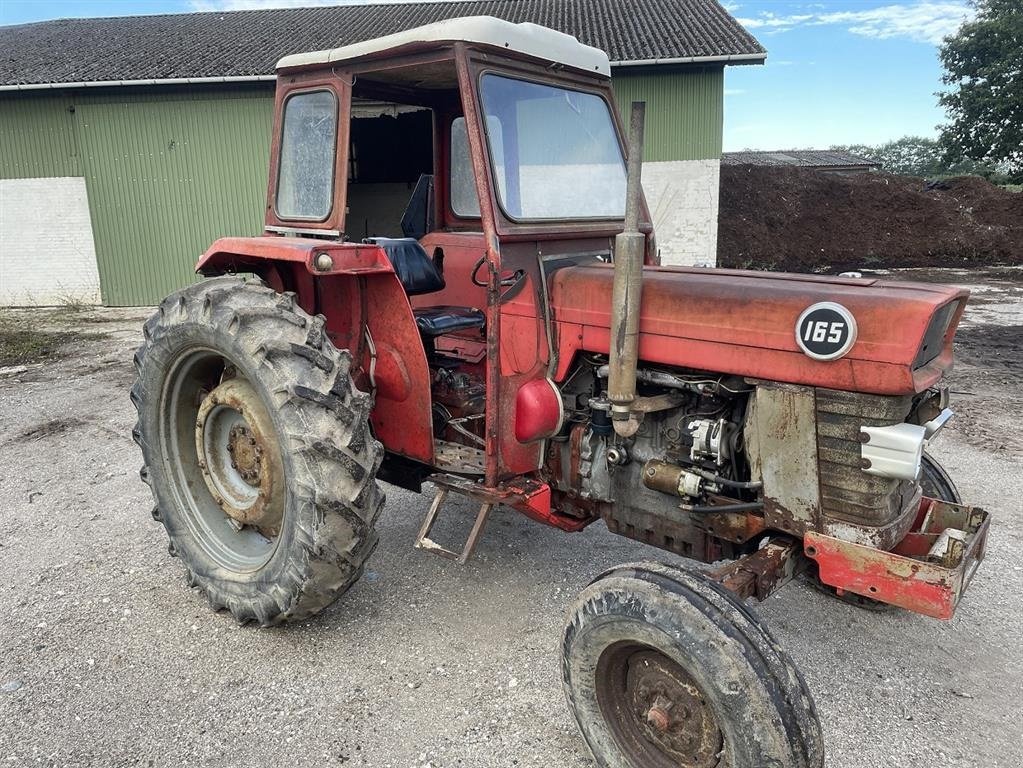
left=160, top=348, right=283, bottom=572
left=595, top=642, right=724, bottom=768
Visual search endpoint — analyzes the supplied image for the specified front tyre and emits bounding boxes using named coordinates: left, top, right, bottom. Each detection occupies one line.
left=131, top=277, right=384, bottom=626
left=919, top=452, right=962, bottom=504
left=563, top=562, right=823, bottom=768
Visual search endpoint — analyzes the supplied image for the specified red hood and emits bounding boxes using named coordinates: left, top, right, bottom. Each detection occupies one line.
left=541, top=265, right=968, bottom=396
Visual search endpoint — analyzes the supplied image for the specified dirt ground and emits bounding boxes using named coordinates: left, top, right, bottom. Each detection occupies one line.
left=1, top=270, right=1021, bottom=768
left=718, top=166, right=1023, bottom=273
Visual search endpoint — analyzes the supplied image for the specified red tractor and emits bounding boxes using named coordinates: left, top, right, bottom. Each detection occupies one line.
left=132, top=17, right=989, bottom=768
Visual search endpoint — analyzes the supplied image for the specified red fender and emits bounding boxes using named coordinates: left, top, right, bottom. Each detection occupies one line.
left=197, top=236, right=435, bottom=464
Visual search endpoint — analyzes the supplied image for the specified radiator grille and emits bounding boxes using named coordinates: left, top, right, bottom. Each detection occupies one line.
left=815, top=389, right=917, bottom=526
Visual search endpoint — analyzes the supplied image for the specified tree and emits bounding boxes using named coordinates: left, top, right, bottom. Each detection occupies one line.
left=938, top=0, right=1023, bottom=175
left=832, top=137, right=967, bottom=177
left=831, top=136, right=1010, bottom=179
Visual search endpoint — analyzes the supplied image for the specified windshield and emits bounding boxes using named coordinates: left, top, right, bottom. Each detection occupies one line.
left=478, top=74, right=626, bottom=221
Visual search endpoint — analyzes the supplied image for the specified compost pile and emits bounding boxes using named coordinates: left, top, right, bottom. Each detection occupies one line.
left=718, top=165, right=1023, bottom=272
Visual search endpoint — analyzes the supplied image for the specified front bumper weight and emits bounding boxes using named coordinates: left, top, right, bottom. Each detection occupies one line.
left=804, top=498, right=990, bottom=619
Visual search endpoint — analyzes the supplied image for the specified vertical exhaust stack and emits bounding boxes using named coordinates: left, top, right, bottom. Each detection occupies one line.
left=607, top=101, right=646, bottom=438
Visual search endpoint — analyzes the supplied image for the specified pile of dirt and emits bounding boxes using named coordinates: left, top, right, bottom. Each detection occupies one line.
left=717, top=165, right=1023, bottom=273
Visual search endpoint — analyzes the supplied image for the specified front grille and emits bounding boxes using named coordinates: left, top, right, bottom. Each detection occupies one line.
left=815, top=389, right=917, bottom=527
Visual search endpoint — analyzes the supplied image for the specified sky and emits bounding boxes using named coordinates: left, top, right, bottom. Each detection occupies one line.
left=0, top=0, right=975, bottom=151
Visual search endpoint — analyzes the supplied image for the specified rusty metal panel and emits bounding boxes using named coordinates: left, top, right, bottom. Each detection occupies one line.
left=806, top=498, right=990, bottom=619
left=745, top=382, right=820, bottom=534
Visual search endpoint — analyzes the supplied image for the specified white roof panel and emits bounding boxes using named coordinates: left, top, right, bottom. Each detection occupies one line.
left=276, top=16, right=611, bottom=77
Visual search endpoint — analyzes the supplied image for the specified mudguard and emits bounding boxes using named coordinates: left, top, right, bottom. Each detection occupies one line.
left=197, top=236, right=435, bottom=464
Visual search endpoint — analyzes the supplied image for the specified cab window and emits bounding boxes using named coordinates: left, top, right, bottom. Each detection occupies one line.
left=276, top=89, right=338, bottom=221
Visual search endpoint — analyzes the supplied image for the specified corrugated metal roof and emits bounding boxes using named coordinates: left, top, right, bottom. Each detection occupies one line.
left=0, top=0, right=765, bottom=88
left=722, top=150, right=879, bottom=169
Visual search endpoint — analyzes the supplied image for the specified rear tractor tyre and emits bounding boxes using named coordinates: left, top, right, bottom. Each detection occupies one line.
left=131, top=277, right=384, bottom=626
left=563, top=562, right=823, bottom=768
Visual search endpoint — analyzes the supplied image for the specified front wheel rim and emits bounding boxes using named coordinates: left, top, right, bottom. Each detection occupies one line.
left=595, top=642, right=725, bottom=768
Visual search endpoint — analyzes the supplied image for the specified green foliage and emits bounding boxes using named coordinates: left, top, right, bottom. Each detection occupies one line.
left=830, top=136, right=1006, bottom=179
left=938, top=0, right=1023, bottom=175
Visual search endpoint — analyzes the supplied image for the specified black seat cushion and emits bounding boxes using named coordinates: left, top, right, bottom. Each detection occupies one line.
left=366, top=237, right=444, bottom=296
left=414, top=306, right=485, bottom=338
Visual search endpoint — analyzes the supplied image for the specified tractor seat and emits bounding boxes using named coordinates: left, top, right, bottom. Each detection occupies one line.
left=364, top=237, right=485, bottom=340
left=414, top=306, right=485, bottom=338
left=365, top=237, right=445, bottom=295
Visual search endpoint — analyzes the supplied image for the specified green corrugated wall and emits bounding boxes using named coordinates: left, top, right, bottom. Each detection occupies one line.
left=0, top=68, right=721, bottom=305
left=1, top=86, right=274, bottom=305
left=612, top=67, right=723, bottom=162
left=76, top=90, right=274, bottom=305
left=0, top=94, right=83, bottom=177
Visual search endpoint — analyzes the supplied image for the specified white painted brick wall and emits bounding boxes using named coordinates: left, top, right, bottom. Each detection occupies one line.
left=642, top=159, right=720, bottom=267
left=0, top=177, right=101, bottom=306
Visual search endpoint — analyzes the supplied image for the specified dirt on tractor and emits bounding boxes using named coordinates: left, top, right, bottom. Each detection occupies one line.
left=718, top=166, right=1023, bottom=273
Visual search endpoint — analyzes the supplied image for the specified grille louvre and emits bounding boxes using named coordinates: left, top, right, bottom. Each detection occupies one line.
left=815, top=389, right=915, bottom=526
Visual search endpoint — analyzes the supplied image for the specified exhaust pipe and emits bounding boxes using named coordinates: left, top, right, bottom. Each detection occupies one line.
left=607, top=101, right=646, bottom=438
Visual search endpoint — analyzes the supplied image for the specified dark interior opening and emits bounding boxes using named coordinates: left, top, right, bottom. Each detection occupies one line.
left=345, top=109, right=433, bottom=240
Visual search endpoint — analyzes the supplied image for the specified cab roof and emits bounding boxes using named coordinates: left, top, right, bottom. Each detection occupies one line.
left=275, top=16, right=612, bottom=78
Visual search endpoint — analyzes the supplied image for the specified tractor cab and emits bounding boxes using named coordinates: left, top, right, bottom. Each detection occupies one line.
left=232, top=17, right=653, bottom=497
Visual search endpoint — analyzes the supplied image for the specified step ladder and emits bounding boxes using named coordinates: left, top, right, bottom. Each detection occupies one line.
left=414, top=487, right=494, bottom=565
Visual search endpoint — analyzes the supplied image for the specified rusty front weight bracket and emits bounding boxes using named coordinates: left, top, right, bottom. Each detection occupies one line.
left=708, top=537, right=805, bottom=601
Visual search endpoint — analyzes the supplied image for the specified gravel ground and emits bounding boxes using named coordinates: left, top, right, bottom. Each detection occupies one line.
left=1, top=270, right=1020, bottom=768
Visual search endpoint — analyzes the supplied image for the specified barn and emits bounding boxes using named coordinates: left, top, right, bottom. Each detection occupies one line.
left=0, top=0, right=764, bottom=306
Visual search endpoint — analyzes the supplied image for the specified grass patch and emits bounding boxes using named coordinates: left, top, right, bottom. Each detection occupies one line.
left=0, top=313, right=109, bottom=368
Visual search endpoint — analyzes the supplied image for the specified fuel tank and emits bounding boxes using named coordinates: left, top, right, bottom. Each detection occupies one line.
left=544, top=264, right=968, bottom=396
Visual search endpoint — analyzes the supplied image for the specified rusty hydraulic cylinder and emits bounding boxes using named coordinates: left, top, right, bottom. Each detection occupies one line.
left=607, top=101, right=646, bottom=437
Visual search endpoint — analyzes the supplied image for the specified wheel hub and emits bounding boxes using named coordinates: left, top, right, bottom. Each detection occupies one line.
left=227, top=423, right=263, bottom=484
left=628, top=651, right=721, bottom=765
left=597, top=644, right=724, bottom=768
left=195, top=377, right=284, bottom=534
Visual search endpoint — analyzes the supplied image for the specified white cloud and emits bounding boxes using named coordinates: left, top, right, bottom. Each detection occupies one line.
left=737, top=2, right=974, bottom=45
left=736, top=13, right=814, bottom=30
left=724, top=88, right=746, bottom=96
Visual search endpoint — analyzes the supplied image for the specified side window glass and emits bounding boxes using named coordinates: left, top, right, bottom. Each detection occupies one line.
left=450, top=116, right=505, bottom=218
left=450, top=117, right=479, bottom=218
left=276, top=90, right=338, bottom=220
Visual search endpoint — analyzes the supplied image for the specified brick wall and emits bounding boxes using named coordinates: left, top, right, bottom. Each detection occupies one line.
left=642, top=159, right=720, bottom=267
left=0, top=177, right=101, bottom=306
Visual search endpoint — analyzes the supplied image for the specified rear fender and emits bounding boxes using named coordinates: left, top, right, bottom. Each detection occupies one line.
left=197, top=236, right=435, bottom=464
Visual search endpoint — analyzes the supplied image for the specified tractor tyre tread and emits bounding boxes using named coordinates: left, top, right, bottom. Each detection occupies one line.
left=564, top=561, right=823, bottom=768
left=131, top=276, right=384, bottom=626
